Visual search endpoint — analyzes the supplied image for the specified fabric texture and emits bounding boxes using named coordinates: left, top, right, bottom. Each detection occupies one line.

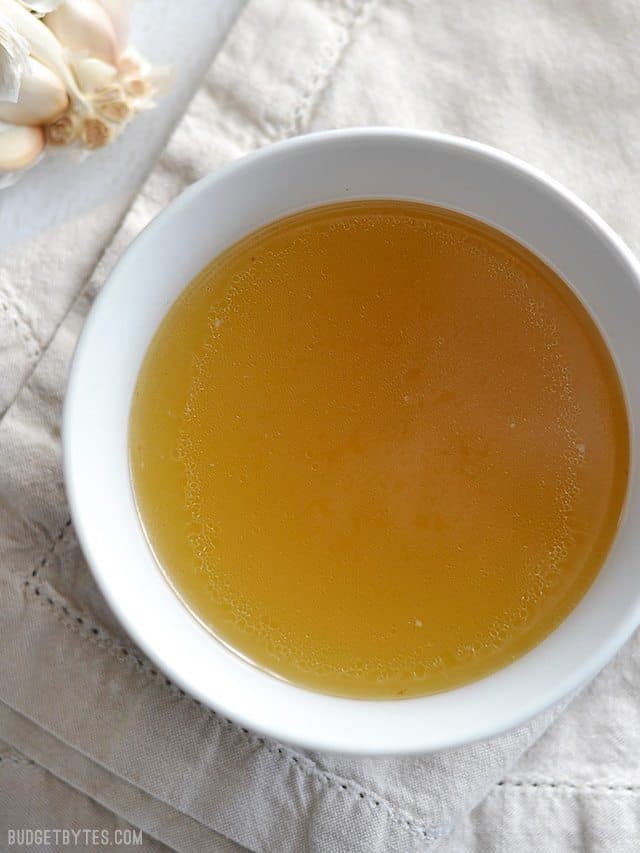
left=1, top=1, right=640, bottom=850
left=0, top=739, right=172, bottom=853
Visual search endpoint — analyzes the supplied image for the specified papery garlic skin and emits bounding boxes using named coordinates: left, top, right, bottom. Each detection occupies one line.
left=0, top=0, right=87, bottom=106
left=0, top=10, right=29, bottom=101
left=18, top=0, right=64, bottom=15
left=0, top=119, right=43, bottom=170
left=45, top=0, right=118, bottom=66
left=0, top=55, right=67, bottom=124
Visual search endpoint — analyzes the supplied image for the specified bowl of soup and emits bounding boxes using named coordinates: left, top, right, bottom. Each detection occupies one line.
left=64, top=129, right=639, bottom=754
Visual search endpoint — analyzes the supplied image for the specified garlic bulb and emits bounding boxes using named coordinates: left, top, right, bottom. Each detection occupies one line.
left=0, top=120, right=43, bottom=170
left=0, top=0, right=170, bottom=185
left=45, top=0, right=118, bottom=66
left=0, top=9, right=29, bottom=101
left=0, top=55, right=67, bottom=123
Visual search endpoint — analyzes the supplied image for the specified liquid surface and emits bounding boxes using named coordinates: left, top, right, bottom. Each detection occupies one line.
left=130, top=201, right=629, bottom=698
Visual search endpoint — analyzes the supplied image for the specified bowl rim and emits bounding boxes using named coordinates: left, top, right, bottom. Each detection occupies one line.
left=64, top=127, right=640, bottom=755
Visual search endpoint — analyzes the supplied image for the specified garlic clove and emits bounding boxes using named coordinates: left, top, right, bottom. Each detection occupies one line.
left=46, top=110, right=77, bottom=145
left=0, top=0, right=88, bottom=108
left=92, top=82, right=130, bottom=123
left=0, top=56, right=68, bottom=125
left=0, top=121, right=43, bottom=171
left=123, top=75, right=149, bottom=98
left=117, top=49, right=140, bottom=76
left=80, top=114, right=111, bottom=148
left=92, top=82, right=121, bottom=101
left=72, top=55, right=116, bottom=93
left=96, top=96, right=130, bottom=122
left=97, top=0, right=130, bottom=55
left=45, top=0, right=119, bottom=66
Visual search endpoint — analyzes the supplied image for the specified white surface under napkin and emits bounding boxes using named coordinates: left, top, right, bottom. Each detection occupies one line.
left=2, top=1, right=640, bottom=850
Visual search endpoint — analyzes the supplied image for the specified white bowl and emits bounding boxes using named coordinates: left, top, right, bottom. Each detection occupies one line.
left=64, top=129, right=640, bottom=755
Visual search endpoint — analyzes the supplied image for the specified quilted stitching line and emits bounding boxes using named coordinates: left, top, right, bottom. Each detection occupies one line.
left=162, top=0, right=379, bottom=174
left=26, top=519, right=72, bottom=583
left=497, top=780, right=640, bottom=795
left=286, top=0, right=377, bottom=137
left=0, top=292, right=41, bottom=360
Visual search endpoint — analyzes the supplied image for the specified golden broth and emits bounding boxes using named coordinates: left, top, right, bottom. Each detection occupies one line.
left=129, top=201, right=629, bottom=698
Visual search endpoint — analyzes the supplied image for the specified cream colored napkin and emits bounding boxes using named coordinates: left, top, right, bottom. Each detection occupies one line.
left=2, top=1, right=640, bottom=851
